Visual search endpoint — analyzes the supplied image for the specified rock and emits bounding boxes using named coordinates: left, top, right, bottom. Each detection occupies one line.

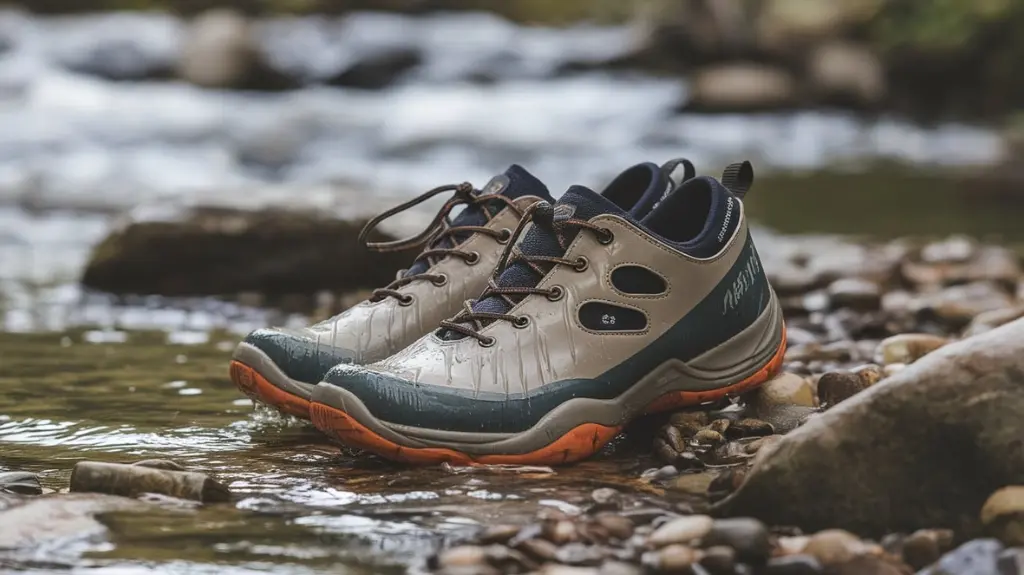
left=693, top=429, right=726, bottom=445
left=594, top=513, right=635, bottom=541
left=544, top=520, right=580, bottom=545
left=328, top=47, right=422, bottom=89
left=0, top=472, right=41, bottom=496
left=765, top=554, right=823, bottom=574
left=641, top=544, right=701, bottom=573
left=981, top=486, right=1024, bottom=546
left=754, top=373, right=818, bottom=409
left=555, top=543, right=605, bottom=566
left=598, top=561, right=643, bottom=575
left=902, top=241, right=1021, bottom=288
left=669, top=411, right=710, bottom=436
left=827, top=277, right=882, bottom=311
left=479, top=524, right=521, bottom=544
left=900, top=529, right=952, bottom=570
left=668, top=473, right=715, bottom=497
left=81, top=205, right=414, bottom=298
left=875, top=334, right=950, bottom=365
left=825, top=555, right=910, bottom=574
left=648, top=515, right=713, bottom=548
left=808, top=42, right=885, bottom=107
left=0, top=493, right=150, bottom=549
left=685, top=64, right=798, bottom=112
left=540, top=565, right=600, bottom=575
left=725, top=418, right=774, bottom=439
left=591, top=487, right=623, bottom=511
left=177, top=9, right=293, bottom=91
left=703, top=518, right=771, bottom=564
left=435, top=545, right=489, bottom=569
left=919, top=539, right=1004, bottom=575
left=912, top=282, right=1015, bottom=328
left=803, top=530, right=871, bottom=566
left=699, top=545, right=735, bottom=574
left=756, top=0, right=881, bottom=49
left=998, top=548, right=1024, bottom=573
left=964, top=306, right=1024, bottom=338
left=516, top=537, right=559, bottom=562
left=711, top=319, right=1024, bottom=536
left=69, top=461, right=230, bottom=503
left=816, top=367, right=880, bottom=408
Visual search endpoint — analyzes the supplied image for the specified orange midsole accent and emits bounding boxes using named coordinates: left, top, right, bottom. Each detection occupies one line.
left=230, top=361, right=311, bottom=419
left=310, top=325, right=788, bottom=466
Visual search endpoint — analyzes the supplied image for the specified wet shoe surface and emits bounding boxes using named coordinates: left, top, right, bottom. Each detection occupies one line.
left=230, top=165, right=554, bottom=418
left=310, top=161, right=786, bottom=465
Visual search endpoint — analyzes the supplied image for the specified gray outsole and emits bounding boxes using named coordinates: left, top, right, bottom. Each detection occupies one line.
left=311, top=292, right=786, bottom=457
left=232, top=343, right=316, bottom=401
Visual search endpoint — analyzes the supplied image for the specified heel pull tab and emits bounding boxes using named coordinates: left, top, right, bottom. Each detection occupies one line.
left=721, top=161, right=754, bottom=199
left=660, top=158, right=696, bottom=189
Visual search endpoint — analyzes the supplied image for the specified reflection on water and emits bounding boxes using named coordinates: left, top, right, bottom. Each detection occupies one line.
left=0, top=331, right=661, bottom=572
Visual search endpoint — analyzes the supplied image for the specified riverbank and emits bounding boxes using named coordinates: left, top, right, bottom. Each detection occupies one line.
left=3, top=230, right=1024, bottom=574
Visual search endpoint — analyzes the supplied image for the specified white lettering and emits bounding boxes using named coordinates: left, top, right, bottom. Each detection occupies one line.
left=722, top=250, right=762, bottom=314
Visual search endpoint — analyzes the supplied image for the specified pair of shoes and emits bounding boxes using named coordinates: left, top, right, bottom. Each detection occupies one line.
left=230, top=159, right=787, bottom=466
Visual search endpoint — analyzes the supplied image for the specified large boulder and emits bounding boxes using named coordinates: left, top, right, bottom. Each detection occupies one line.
left=176, top=8, right=295, bottom=91
left=684, top=63, right=799, bottom=112
left=711, top=318, right=1024, bottom=537
left=81, top=204, right=416, bottom=298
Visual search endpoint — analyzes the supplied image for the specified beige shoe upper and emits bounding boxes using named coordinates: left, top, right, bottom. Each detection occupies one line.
left=309, top=194, right=545, bottom=364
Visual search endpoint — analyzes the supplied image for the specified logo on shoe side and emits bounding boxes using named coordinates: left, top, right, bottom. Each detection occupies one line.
left=553, top=204, right=576, bottom=221
left=718, top=197, right=735, bottom=243
left=722, top=250, right=761, bottom=315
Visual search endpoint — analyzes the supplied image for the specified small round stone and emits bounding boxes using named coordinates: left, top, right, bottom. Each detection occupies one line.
left=648, top=515, right=714, bottom=547
left=804, top=529, right=869, bottom=566
left=699, top=545, right=736, bottom=574
left=703, top=518, right=771, bottom=564
left=765, top=554, right=823, bottom=574
left=642, top=544, right=701, bottom=573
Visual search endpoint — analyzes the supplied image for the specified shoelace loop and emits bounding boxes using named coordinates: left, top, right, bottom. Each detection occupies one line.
left=358, top=182, right=522, bottom=303
left=439, top=200, right=613, bottom=345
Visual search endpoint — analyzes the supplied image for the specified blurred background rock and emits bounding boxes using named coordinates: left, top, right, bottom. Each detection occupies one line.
left=1, top=0, right=1023, bottom=332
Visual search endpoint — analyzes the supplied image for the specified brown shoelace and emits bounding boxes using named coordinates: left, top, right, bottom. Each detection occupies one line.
left=358, top=182, right=521, bottom=304
left=439, top=201, right=614, bottom=345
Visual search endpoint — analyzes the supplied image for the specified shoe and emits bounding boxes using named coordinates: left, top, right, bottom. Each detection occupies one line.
left=309, top=162, right=786, bottom=465
left=230, top=161, right=692, bottom=419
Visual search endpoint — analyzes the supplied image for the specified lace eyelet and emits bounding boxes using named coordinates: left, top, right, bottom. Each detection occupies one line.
left=573, top=256, right=589, bottom=272
left=497, top=228, right=513, bottom=244
left=513, top=316, right=530, bottom=329
left=546, top=286, right=565, bottom=302
left=479, top=336, right=497, bottom=348
left=598, top=229, right=615, bottom=245
left=398, top=294, right=416, bottom=307
left=432, top=274, right=449, bottom=287
left=465, top=251, right=481, bottom=265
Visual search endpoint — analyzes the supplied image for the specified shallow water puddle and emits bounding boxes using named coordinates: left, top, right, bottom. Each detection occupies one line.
left=0, top=331, right=662, bottom=572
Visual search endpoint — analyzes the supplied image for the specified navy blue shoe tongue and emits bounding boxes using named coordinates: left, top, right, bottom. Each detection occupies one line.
left=440, top=184, right=626, bottom=339
left=404, top=164, right=551, bottom=277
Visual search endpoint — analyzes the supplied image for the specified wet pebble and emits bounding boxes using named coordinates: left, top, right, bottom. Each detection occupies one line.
left=594, top=513, right=635, bottom=541
left=669, top=412, right=710, bottom=436
left=765, top=555, right=823, bottom=574
left=753, top=372, right=818, bottom=410
left=693, top=429, right=726, bottom=446
left=591, top=488, right=623, bottom=511
left=544, top=520, right=580, bottom=545
left=803, top=529, right=871, bottom=566
left=479, top=524, right=521, bottom=544
left=699, top=545, right=736, bottom=574
left=648, top=515, right=713, bottom=547
left=641, top=544, right=701, bottom=573
left=0, top=472, right=42, bottom=496
left=919, top=538, right=1004, bottom=575
left=981, top=486, right=1024, bottom=546
left=516, top=538, right=559, bottom=562
left=668, top=473, right=715, bottom=497
left=900, top=529, right=953, bottom=570
left=725, top=418, right=775, bottom=439
left=828, top=278, right=882, bottom=310
left=816, top=367, right=879, bottom=407
left=876, top=333, right=950, bottom=365
left=703, top=518, right=771, bottom=564
left=597, top=561, right=643, bottom=575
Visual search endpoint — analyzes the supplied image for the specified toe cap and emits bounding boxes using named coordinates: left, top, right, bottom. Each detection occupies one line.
left=243, top=327, right=357, bottom=385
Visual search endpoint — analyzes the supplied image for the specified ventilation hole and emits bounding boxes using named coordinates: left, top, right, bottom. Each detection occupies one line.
left=578, top=302, right=648, bottom=332
left=610, top=266, right=667, bottom=295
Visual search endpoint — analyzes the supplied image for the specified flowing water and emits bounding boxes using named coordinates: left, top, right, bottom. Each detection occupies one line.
left=2, top=8, right=1024, bottom=574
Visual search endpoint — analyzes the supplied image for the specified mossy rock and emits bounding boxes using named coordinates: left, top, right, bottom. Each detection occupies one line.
left=81, top=206, right=415, bottom=297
